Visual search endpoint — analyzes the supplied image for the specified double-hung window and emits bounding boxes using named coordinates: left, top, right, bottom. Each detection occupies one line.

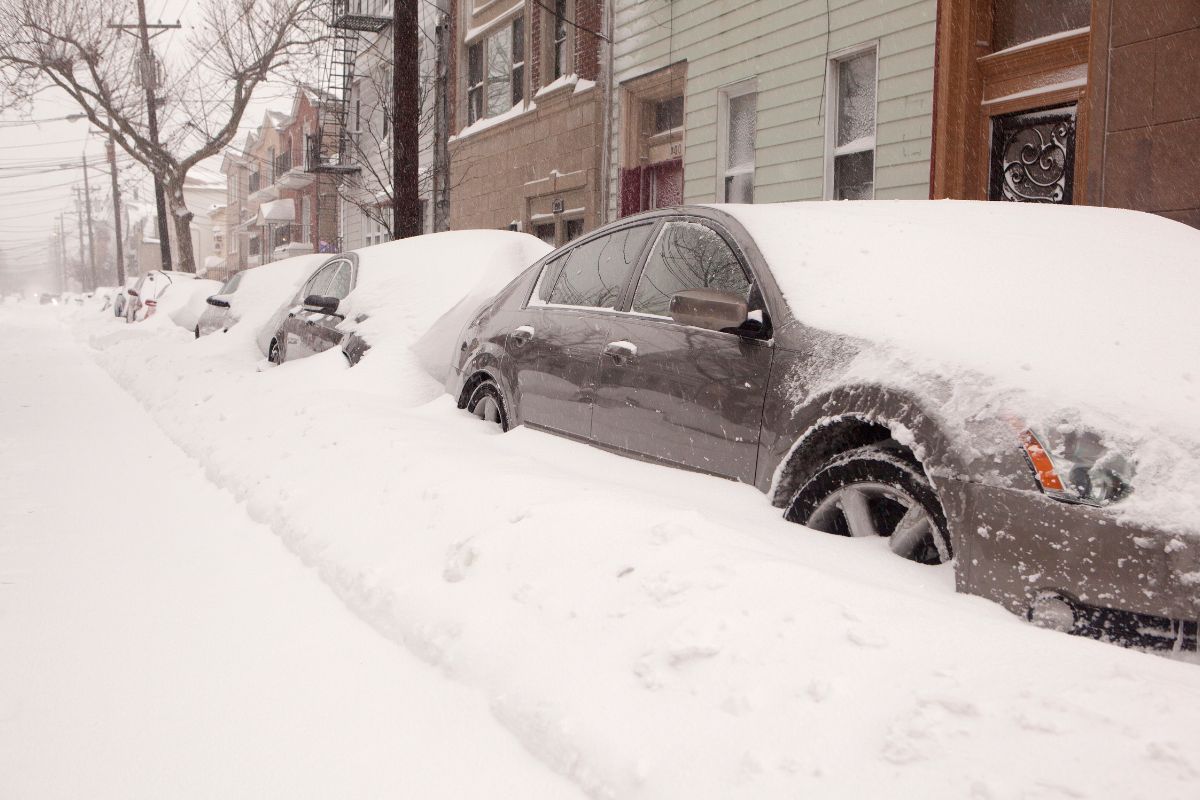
left=467, top=15, right=525, bottom=125
left=719, top=82, right=757, bottom=203
left=826, top=47, right=877, bottom=200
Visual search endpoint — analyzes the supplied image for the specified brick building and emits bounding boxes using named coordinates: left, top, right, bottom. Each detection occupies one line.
left=448, top=0, right=607, bottom=246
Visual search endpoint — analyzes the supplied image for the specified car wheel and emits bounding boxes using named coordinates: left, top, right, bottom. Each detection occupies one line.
left=465, top=379, right=510, bottom=432
left=784, top=445, right=952, bottom=565
left=268, top=339, right=283, bottom=365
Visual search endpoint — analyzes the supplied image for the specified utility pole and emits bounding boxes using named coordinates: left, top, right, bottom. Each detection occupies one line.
left=392, top=0, right=421, bottom=239
left=72, top=192, right=86, bottom=291
left=433, top=12, right=450, bottom=232
left=58, top=214, right=68, bottom=293
left=106, top=138, right=126, bottom=286
left=109, top=1, right=180, bottom=270
left=81, top=156, right=98, bottom=290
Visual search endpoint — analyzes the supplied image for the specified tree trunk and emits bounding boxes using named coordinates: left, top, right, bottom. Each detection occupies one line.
left=168, top=182, right=196, bottom=274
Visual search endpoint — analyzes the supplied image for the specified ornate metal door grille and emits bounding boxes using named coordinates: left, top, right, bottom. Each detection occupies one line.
left=989, top=105, right=1077, bottom=204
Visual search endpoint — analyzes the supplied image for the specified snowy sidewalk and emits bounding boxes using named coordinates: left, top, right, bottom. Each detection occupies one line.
left=0, top=306, right=579, bottom=799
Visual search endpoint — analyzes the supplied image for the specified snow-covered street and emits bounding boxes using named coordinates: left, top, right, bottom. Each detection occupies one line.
left=4, top=298, right=1200, bottom=800
left=0, top=305, right=579, bottom=799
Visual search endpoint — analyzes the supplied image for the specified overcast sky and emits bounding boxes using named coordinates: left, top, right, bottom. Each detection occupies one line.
left=0, top=0, right=304, bottom=293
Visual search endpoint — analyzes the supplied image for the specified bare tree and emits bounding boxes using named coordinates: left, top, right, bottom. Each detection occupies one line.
left=0, top=0, right=324, bottom=273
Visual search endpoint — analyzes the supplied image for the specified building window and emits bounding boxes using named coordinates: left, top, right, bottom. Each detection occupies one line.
left=552, top=0, right=569, bottom=79
left=534, top=222, right=556, bottom=246
left=467, top=16, right=525, bottom=125
left=617, top=63, right=687, bottom=218
left=565, top=217, right=584, bottom=243
left=365, top=214, right=386, bottom=247
left=719, top=83, right=756, bottom=203
left=827, top=47, right=877, bottom=200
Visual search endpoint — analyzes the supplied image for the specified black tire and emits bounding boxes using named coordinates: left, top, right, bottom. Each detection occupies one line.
left=785, top=445, right=952, bottom=565
left=194, top=325, right=200, bottom=339
left=268, top=338, right=283, bottom=365
left=465, top=379, right=510, bottom=432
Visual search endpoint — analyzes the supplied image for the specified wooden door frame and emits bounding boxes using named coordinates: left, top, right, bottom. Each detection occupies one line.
left=931, top=0, right=1094, bottom=201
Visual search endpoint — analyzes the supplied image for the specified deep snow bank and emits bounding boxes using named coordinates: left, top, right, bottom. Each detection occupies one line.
left=67, top=290, right=1200, bottom=799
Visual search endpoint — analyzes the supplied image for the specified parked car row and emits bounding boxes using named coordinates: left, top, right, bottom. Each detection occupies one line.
left=98, top=202, right=1200, bottom=656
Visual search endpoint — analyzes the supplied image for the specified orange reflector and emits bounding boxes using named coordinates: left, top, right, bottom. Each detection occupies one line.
left=1019, top=429, right=1065, bottom=492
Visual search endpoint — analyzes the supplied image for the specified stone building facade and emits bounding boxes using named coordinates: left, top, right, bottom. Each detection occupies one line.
left=448, top=0, right=608, bottom=247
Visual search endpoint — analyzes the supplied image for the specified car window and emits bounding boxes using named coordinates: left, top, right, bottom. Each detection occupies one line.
left=630, top=221, right=751, bottom=317
left=326, top=261, right=353, bottom=299
left=305, top=263, right=338, bottom=299
left=543, top=224, right=654, bottom=308
left=223, top=272, right=244, bottom=293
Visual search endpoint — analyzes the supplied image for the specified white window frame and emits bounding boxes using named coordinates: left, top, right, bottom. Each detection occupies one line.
left=463, top=5, right=526, bottom=125
left=823, top=43, right=879, bottom=201
left=716, top=78, right=758, bottom=203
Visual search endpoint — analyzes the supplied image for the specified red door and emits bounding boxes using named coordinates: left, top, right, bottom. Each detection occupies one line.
left=618, top=158, right=683, bottom=217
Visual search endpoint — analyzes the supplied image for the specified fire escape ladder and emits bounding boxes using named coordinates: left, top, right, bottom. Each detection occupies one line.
left=309, top=1, right=391, bottom=174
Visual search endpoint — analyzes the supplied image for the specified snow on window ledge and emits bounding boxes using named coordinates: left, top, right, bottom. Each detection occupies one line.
left=449, top=101, right=537, bottom=143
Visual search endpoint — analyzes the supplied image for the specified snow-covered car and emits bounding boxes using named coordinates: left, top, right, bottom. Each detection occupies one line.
left=267, top=233, right=549, bottom=368
left=450, top=201, right=1200, bottom=652
left=112, top=276, right=138, bottom=318
left=125, top=270, right=196, bottom=323
left=196, top=255, right=330, bottom=346
left=169, top=278, right=224, bottom=335
left=333, top=231, right=553, bottom=370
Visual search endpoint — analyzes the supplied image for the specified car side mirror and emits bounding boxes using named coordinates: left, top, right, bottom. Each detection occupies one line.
left=127, top=289, right=139, bottom=297
left=206, top=295, right=231, bottom=308
left=303, top=294, right=340, bottom=314
left=669, top=289, right=748, bottom=332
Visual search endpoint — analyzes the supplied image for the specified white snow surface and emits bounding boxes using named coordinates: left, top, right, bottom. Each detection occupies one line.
left=0, top=306, right=578, bottom=800
left=720, top=201, right=1200, bottom=533
left=26, top=247, right=1200, bottom=798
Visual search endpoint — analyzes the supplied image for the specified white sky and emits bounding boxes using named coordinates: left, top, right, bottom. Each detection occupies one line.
left=0, top=0, right=302, bottom=292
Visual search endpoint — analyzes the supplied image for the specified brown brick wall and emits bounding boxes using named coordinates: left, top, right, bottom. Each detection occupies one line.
left=1087, top=0, right=1200, bottom=228
left=449, top=88, right=604, bottom=234
left=575, top=0, right=601, bottom=81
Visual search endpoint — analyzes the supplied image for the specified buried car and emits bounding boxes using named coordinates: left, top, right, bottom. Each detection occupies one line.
left=125, top=270, right=196, bottom=322
left=450, top=201, right=1200, bottom=652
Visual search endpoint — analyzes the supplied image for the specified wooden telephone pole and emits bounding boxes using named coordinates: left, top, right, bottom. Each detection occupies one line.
left=80, top=156, right=98, bottom=290
left=392, top=0, right=421, bottom=239
left=109, top=1, right=180, bottom=270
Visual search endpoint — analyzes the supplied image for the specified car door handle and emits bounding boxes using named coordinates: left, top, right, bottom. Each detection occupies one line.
left=510, top=325, right=535, bottom=347
left=603, top=340, right=637, bottom=363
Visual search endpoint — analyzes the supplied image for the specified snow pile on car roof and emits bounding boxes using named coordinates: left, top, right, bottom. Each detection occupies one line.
left=340, top=230, right=551, bottom=402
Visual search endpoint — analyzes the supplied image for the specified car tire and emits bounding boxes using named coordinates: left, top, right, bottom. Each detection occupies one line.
left=465, top=378, right=510, bottom=432
left=268, top=338, right=283, bottom=365
left=784, top=445, right=952, bottom=565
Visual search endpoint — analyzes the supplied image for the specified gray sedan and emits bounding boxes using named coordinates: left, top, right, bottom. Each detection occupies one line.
left=449, top=204, right=1199, bottom=653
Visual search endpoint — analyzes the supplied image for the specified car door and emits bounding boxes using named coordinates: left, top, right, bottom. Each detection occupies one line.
left=591, top=219, right=772, bottom=484
left=307, top=258, right=355, bottom=354
left=517, top=223, right=656, bottom=438
left=283, top=262, right=337, bottom=361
